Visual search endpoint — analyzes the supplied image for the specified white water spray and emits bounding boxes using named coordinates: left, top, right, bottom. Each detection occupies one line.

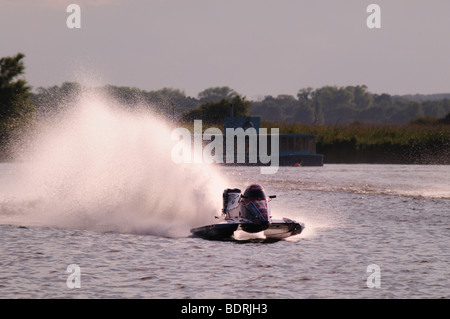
left=4, top=89, right=228, bottom=237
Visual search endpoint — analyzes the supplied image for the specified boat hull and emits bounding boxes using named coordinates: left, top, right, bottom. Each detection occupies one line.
left=264, top=219, right=305, bottom=239
left=190, top=219, right=304, bottom=241
left=190, top=222, right=239, bottom=240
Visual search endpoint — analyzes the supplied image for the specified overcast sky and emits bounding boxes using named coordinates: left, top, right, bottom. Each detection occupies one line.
left=1, top=0, right=450, bottom=98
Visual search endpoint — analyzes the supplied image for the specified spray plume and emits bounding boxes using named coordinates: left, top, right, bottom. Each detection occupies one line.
left=4, top=88, right=227, bottom=237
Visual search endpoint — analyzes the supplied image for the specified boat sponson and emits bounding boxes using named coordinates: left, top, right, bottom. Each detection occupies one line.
left=190, top=223, right=239, bottom=240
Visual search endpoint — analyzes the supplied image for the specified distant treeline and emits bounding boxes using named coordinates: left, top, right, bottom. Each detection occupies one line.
left=31, top=83, right=450, bottom=126
left=252, top=86, right=450, bottom=125
left=31, top=82, right=198, bottom=119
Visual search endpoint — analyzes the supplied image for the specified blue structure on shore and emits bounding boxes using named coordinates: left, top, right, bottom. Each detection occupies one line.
left=223, top=115, right=323, bottom=167
left=277, top=133, right=323, bottom=166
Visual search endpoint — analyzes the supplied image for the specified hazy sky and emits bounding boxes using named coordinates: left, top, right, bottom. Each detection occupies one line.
left=1, top=0, right=450, bottom=98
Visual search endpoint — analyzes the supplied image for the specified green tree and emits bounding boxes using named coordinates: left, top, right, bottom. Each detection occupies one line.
left=141, top=87, right=198, bottom=117
left=373, top=93, right=392, bottom=108
left=0, top=53, right=35, bottom=144
left=352, top=85, right=373, bottom=109
left=314, top=86, right=354, bottom=111
left=297, top=87, right=314, bottom=102
left=251, top=97, right=284, bottom=123
left=197, top=86, right=238, bottom=103
left=33, top=82, right=82, bottom=116
left=182, top=95, right=250, bottom=125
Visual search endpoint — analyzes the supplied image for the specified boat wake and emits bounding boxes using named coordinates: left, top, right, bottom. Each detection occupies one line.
left=268, top=177, right=450, bottom=200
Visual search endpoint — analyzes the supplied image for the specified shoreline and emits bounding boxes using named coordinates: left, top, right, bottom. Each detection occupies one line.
left=317, top=142, right=449, bottom=165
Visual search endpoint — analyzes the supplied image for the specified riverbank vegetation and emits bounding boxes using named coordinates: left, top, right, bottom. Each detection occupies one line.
left=0, top=53, right=35, bottom=158
left=30, top=83, right=450, bottom=126
left=271, top=120, right=450, bottom=164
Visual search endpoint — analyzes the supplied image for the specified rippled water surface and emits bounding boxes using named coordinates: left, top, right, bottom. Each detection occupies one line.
left=1, top=164, right=449, bottom=298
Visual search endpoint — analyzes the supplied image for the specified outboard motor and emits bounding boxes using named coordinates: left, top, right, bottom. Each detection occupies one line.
left=222, top=188, right=241, bottom=219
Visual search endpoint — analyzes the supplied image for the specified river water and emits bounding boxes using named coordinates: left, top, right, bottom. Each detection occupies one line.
left=0, top=163, right=448, bottom=299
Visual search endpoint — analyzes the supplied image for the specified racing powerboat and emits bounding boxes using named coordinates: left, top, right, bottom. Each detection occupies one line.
left=190, top=184, right=305, bottom=241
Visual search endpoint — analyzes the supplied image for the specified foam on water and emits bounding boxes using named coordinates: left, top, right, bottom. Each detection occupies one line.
left=3, top=89, right=228, bottom=237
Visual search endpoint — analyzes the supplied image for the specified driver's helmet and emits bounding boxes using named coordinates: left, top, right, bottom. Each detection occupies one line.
left=243, top=184, right=267, bottom=199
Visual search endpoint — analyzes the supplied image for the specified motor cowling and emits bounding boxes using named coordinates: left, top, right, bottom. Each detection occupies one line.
left=222, top=188, right=241, bottom=219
